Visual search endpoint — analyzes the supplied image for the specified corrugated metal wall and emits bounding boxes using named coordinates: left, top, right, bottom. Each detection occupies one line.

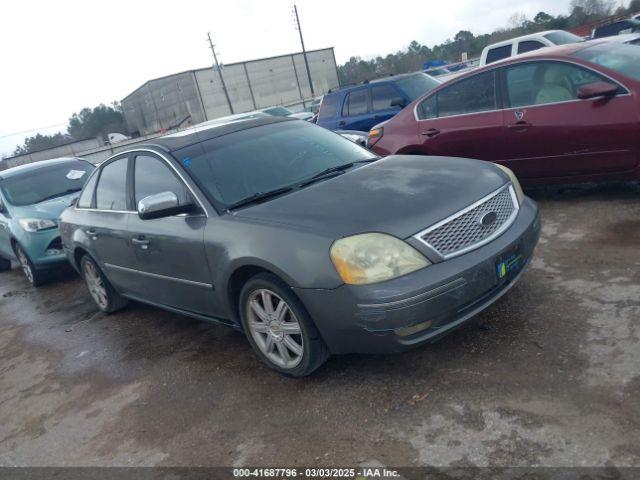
left=122, top=48, right=338, bottom=136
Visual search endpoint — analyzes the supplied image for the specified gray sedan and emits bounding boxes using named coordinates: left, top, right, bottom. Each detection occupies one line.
left=59, top=117, right=540, bottom=376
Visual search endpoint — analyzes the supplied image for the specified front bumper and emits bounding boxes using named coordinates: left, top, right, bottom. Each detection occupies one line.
left=293, top=197, right=541, bottom=354
left=13, top=227, right=67, bottom=270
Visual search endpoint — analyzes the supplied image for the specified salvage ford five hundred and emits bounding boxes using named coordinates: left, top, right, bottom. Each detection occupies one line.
left=59, top=117, right=541, bottom=376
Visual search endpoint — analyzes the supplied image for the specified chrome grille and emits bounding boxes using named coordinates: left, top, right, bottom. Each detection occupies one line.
left=416, top=185, right=518, bottom=258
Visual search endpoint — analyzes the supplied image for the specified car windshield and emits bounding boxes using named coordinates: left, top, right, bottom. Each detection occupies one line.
left=176, top=121, right=377, bottom=207
left=263, top=106, right=293, bottom=116
left=573, top=43, right=640, bottom=81
left=1, top=161, right=94, bottom=206
left=544, top=31, right=583, bottom=45
left=393, top=73, right=441, bottom=101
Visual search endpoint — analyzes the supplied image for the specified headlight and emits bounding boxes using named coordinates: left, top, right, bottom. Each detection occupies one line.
left=495, top=164, right=525, bottom=205
left=18, top=218, right=57, bottom=232
left=330, top=233, right=431, bottom=285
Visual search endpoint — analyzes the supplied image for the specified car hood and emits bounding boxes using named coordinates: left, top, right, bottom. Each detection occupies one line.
left=233, top=155, right=508, bottom=239
left=10, top=192, right=80, bottom=220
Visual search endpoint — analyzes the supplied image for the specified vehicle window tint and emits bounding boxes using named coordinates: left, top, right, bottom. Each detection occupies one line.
left=77, top=170, right=99, bottom=208
left=342, top=89, right=369, bottom=116
left=134, top=155, right=189, bottom=205
left=417, top=95, right=437, bottom=120
left=437, top=71, right=497, bottom=117
left=178, top=121, right=376, bottom=207
left=517, top=40, right=545, bottom=54
left=317, top=94, right=339, bottom=119
left=371, top=84, right=398, bottom=110
left=95, top=157, right=128, bottom=211
left=505, top=61, right=611, bottom=108
left=573, top=43, right=640, bottom=80
left=485, top=45, right=511, bottom=64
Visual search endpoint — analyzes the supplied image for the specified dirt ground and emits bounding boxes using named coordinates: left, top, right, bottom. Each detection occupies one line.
left=0, top=182, right=639, bottom=468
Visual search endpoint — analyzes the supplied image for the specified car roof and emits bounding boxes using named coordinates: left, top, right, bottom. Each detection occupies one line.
left=484, top=30, right=562, bottom=49
left=0, top=157, right=85, bottom=180
left=326, top=72, right=427, bottom=95
left=137, top=115, right=296, bottom=152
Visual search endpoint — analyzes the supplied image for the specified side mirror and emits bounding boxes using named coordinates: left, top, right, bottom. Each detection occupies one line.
left=137, top=191, right=193, bottom=220
left=390, top=97, right=407, bottom=108
left=577, top=81, right=618, bottom=100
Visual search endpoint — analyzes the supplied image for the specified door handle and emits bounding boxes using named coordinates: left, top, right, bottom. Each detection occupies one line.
left=131, top=237, right=150, bottom=247
left=508, top=121, right=531, bottom=131
left=421, top=128, right=440, bottom=137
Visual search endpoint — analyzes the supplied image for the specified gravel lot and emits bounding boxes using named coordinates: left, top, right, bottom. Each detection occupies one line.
left=0, top=182, right=639, bottom=468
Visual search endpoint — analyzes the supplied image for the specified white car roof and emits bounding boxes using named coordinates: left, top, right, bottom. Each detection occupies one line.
left=484, top=30, right=560, bottom=50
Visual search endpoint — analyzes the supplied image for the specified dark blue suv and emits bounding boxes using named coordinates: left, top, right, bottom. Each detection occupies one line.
left=316, top=72, right=440, bottom=132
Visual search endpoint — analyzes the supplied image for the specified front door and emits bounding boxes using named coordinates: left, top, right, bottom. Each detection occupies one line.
left=124, top=153, right=214, bottom=315
left=499, top=60, right=640, bottom=179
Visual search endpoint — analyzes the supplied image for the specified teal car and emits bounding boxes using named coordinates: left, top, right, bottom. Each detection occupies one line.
left=0, top=157, right=95, bottom=286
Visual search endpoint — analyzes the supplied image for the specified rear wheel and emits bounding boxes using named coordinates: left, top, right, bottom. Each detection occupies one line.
left=14, top=244, right=47, bottom=287
left=80, top=255, right=128, bottom=313
left=240, top=273, right=329, bottom=377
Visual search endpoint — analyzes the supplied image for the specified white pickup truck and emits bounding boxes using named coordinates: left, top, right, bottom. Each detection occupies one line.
left=479, top=30, right=584, bottom=66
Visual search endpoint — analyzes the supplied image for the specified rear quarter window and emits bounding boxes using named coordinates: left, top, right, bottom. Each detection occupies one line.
left=485, top=45, right=512, bottom=64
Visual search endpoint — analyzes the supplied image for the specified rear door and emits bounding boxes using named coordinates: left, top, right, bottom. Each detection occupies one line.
left=124, top=152, right=215, bottom=315
left=370, top=83, right=404, bottom=125
left=414, top=70, right=506, bottom=160
left=499, top=60, right=639, bottom=179
left=86, top=155, right=137, bottom=292
left=338, top=87, right=372, bottom=131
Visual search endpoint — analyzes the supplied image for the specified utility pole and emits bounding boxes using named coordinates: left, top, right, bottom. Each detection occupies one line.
left=293, top=4, right=315, bottom=98
left=207, top=32, right=234, bottom=114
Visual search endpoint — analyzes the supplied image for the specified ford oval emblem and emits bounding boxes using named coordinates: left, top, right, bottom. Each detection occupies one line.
left=479, top=211, right=498, bottom=227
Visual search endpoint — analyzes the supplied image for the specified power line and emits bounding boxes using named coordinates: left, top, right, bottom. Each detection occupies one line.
left=0, top=123, right=67, bottom=140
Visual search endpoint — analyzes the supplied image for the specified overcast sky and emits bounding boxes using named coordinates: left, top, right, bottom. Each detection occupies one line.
left=0, top=0, right=579, bottom=156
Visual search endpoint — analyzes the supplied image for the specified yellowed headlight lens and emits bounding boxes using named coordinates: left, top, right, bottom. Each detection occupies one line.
left=330, top=233, right=431, bottom=285
left=495, top=164, right=525, bottom=205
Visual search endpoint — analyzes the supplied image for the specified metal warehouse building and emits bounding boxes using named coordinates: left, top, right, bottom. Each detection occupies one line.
left=122, top=47, right=338, bottom=136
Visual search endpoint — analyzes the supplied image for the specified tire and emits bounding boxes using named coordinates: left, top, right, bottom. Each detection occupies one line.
left=80, top=255, right=128, bottom=314
left=13, top=244, right=47, bottom=287
left=0, top=256, right=11, bottom=272
left=239, top=273, right=330, bottom=377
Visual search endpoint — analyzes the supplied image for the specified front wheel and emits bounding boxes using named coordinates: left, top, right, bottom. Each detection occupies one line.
left=14, top=244, right=47, bottom=287
left=80, top=255, right=128, bottom=313
left=240, top=273, right=329, bottom=377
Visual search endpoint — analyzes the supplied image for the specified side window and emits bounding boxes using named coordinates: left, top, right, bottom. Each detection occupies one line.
left=437, top=71, right=497, bottom=117
left=317, top=94, right=339, bottom=119
left=342, top=89, right=369, bottom=116
left=417, top=95, right=437, bottom=120
left=95, top=157, right=128, bottom=211
left=134, top=155, right=190, bottom=206
left=371, top=84, right=399, bottom=110
left=485, top=45, right=511, bottom=64
left=505, top=61, right=613, bottom=108
left=77, top=170, right=99, bottom=208
left=517, top=40, right=545, bottom=54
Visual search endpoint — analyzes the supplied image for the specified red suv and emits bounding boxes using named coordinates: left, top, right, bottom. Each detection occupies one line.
left=368, top=40, right=640, bottom=185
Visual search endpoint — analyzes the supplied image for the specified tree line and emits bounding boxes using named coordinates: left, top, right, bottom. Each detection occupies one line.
left=337, top=0, right=640, bottom=85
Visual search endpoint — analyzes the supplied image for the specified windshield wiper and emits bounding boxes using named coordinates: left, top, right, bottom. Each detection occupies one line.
left=226, top=186, right=295, bottom=211
left=38, top=188, right=82, bottom=203
left=299, top=158, right=379, bottom=187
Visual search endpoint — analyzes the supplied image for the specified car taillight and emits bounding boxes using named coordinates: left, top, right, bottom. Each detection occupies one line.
left=367, top=127, right=384, bottom=148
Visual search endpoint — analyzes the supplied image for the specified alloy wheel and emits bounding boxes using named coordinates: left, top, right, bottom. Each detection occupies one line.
left=16, top=247, right=34, bottom=284
left=83, top=261, right=108, bottom=309
left=246, top=288, right=304, bottom=369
